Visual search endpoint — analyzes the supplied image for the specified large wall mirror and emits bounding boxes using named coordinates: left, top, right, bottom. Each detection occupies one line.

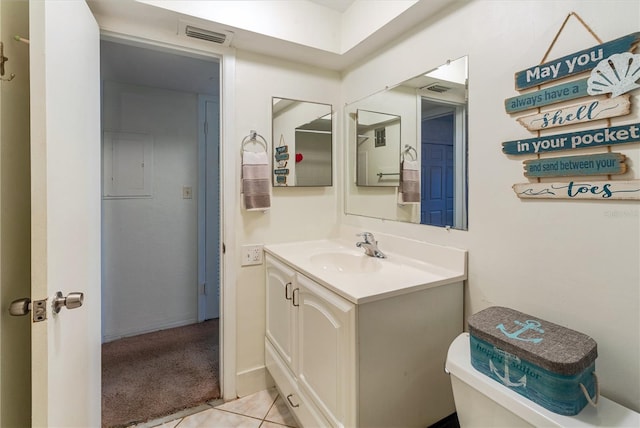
left=345, top=56, right=468, bottom=230
left=272, top=97, right=333, bottom=187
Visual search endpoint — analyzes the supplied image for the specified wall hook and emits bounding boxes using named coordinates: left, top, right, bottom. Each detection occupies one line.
left=0, top=73, right=16, bottom=82
left=0, top=42, right=15, bottom=81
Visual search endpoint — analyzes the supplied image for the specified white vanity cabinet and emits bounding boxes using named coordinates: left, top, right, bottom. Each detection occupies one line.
left=265, top=255, right=344, bottom=427
left=265, top=251, right=464, bottom=428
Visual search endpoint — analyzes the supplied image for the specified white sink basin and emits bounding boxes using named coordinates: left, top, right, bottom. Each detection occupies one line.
left=310, top=251, right=383, bottom=274
left=264, top=238, right=467, bottom=304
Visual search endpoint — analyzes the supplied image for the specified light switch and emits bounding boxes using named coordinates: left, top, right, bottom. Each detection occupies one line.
left=182, top=186, right=193, bottom=199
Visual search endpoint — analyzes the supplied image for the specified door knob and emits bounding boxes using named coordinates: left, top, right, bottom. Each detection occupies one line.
left=8, top=298, right=31, bottom=316
left=52, top=291, right=84, bottom=314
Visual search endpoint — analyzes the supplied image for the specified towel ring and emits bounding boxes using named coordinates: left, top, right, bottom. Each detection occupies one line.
left=403, top=144, right=417, bottom=161
left=241, top=130, right=268, bottom=153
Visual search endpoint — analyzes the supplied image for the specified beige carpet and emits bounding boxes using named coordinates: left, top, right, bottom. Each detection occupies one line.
left=102, top=320, right=220, bottom=427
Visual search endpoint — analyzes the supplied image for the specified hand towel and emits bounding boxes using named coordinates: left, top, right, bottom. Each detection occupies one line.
left=242, top=150, right=271, bottom=211
left=398, top=160, right=420, bottom=204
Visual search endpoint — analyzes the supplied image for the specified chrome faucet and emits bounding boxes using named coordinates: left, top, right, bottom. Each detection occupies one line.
left=356, top=232, right=386, bottom=258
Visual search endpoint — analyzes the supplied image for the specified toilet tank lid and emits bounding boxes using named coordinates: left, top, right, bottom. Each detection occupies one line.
left=468, top=306, right=597, bottom=375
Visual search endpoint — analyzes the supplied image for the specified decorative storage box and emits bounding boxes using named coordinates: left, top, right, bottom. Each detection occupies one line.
left=468, top=306, right=598, bottom=416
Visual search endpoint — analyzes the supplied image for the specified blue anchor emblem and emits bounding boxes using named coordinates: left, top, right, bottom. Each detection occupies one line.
left=496, top=319, right=544, bottom=343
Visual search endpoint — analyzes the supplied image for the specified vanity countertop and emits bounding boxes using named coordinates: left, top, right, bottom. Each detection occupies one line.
left=264, top=239, right=466, bottom=304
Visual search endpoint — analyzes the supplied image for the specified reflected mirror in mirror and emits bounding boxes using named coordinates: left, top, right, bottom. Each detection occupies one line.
left=272, top=97, right=333, bottom=187
left=345, top=56, right=468, bottom=230
left=356, top=110, right=401, bottom=186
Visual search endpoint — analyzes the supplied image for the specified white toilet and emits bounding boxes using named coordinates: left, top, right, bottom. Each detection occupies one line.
left=446, top=333, right=640, bottom=427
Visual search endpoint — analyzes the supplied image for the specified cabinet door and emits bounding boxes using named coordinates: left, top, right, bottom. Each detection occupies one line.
left=265, top=256, right=297, bottom=371
left=297, top=274, right=356, bottom=428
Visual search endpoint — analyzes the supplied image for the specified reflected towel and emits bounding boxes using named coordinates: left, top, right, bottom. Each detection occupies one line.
left=398, top=160, right=420, bottom=204
left=242, top=150, right=271, bottom=211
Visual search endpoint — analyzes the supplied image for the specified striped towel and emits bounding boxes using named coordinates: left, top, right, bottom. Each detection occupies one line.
left=398, top=160, right=420, bottom=204
left=242, top=150, right=271, bottom=211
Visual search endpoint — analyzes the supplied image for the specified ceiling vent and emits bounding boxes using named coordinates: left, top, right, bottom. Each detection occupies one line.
left=423, top=83, right=451, bottom=93
left=179, top=21, right=234, bottom=47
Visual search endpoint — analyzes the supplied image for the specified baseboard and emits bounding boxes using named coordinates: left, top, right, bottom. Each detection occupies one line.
left=235, top=365, right=275, bottom=398
left=103, top=318, right=198, bottom=343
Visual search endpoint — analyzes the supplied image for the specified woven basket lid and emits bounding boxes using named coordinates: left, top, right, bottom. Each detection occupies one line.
left=468, top=306, right=597, bottom=375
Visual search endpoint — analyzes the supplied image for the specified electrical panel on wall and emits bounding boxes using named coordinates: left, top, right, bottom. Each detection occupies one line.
left=103, top=131, right=154, bottom=199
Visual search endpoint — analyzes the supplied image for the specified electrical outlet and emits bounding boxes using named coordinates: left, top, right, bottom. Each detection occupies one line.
left=241, top=244, right=263, bottom=266
left=182, top=186, right=193, bottom=199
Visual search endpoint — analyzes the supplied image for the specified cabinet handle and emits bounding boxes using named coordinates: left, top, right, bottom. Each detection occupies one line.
left=285, top=282, right=292, bottom=300
left=286, top=393, right=300, bottom=408
left=292, top=288, right=300, bottom=307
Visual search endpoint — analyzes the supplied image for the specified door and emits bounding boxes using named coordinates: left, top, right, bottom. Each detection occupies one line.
left=265, top=255, right=297, bottom=371
left=30, top=1, right=101, bottom=426
left=297, top=274, right=355, bottom=427
left=421, top=113, right=454, bottom=227
left=199, top=95, right=221, bottom=320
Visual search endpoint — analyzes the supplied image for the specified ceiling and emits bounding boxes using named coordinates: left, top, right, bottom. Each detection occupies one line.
left=100, top=39, right=221, bottom=96
left=88, top=0, right=463, bottom=71
left=308, top=0, right=356, bottom=13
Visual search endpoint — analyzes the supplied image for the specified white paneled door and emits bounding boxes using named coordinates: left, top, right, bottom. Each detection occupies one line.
left=30, top=1, right=101, bottom=426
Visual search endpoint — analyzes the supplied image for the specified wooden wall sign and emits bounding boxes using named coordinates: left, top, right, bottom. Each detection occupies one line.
left=523, top=153, right=626, bottom=178
left=513, top=180, right=640, bottom=200
left=502, top=122, right=640, bottom=155
left=505, top=78, right=589, bottom=114
left=516, top=95, right=630, bottom=131
left=514, top=32, right=640, bottom=90
left=505, top=26, right=639, bottom=202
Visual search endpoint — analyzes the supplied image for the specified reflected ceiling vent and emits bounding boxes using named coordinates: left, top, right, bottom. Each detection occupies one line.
left=423, top=83, right=451, bottom=93
left=179, top=20, right=234, bottom=47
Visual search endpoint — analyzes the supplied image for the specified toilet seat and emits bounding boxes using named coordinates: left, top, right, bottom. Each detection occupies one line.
left=446, top=333, right=639, bottom=427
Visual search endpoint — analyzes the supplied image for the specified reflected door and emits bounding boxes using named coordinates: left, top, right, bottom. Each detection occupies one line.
left=421, top=113, right=454, bottom=227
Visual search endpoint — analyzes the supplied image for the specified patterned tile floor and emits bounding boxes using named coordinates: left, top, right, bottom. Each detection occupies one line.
left=133, top=388, right=298, bottom=428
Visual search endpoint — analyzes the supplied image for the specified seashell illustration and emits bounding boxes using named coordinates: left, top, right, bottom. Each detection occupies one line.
left=587, top=52, right=640, bottom=97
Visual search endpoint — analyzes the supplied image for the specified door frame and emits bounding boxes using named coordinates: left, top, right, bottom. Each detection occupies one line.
left=100, top=31, right=237, bottom=400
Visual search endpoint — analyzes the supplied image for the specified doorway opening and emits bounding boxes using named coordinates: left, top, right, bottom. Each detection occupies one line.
left=99, top=38, right=222, bottom=426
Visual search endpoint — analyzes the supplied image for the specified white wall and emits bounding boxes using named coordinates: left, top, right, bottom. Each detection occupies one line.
left=233, top=51, right=341, bottom=395
left=102, top=81, right=199, bottom=341
left=0, top=1, right=31, bottom=425
left=342, top=0, right=640, bottom=411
